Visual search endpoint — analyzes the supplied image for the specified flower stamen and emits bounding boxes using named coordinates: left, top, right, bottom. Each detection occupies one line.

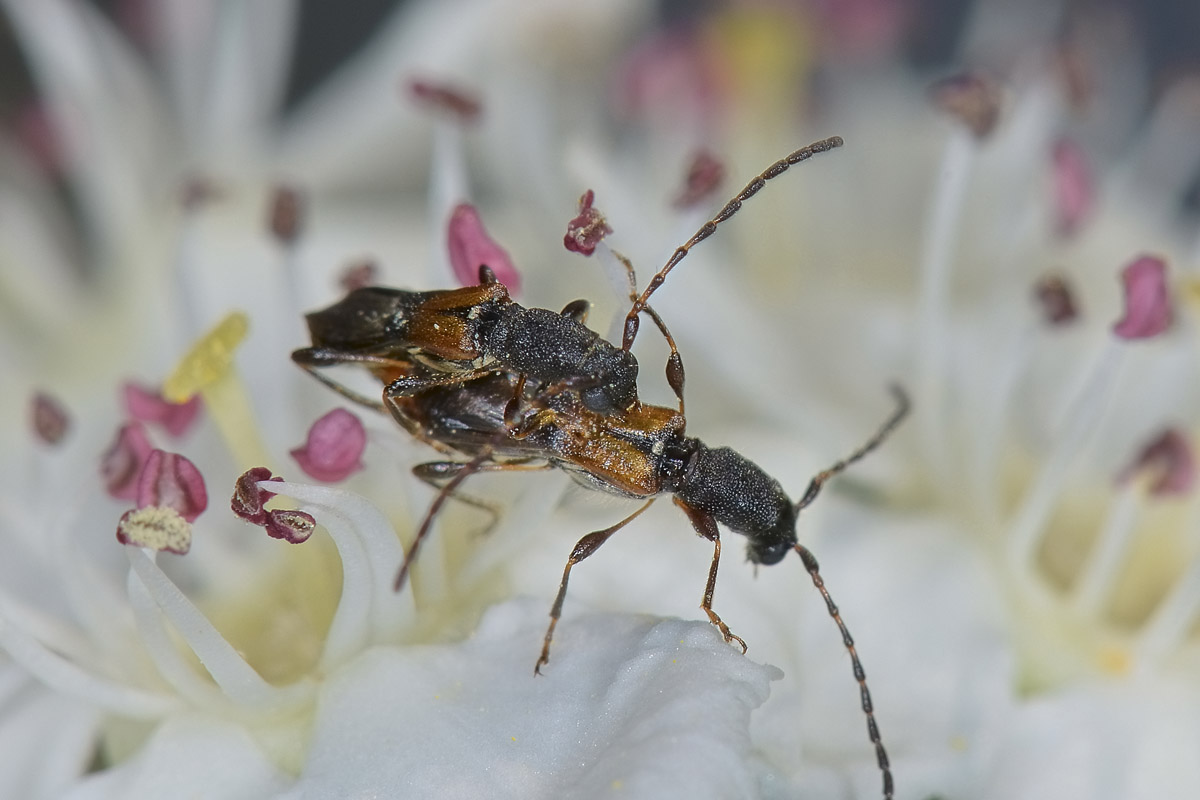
left=163, top=312, right=270, bottom=469
left=1069, top=484, right=1142, bottom=616
left=124, top=548, right=314, bottom=712
left=123, top=383, right=203, bottom=438
left=0, top=609, right=177, bottom=718
left=1113, top=255, right=1172, bottom=339
left=1010, top=254, right=1177, bottom=569
left=408, top=78, right=482, bottom=123
left=563, top=190, right=613, bottom=256
left=101, top=422, right=154, bottom=500
left=916, top=101, right=984, bottom=486
left=30, top=391, right=70, bottom=445
left=672, top=150, right=725, bottom=209
left=268, top=185, right=305, bottom=247
left=1139, top=557, right=1200, bottom=664
left=446, top=204, right=520, bottom=289
left=289, top=408, right=367, bottom=483
left=117, top=506, right=193, bottom=554
left=413, top=82, right=477, bottom=288
left=258, top=481, right=412, bottom=662
left=1007, top=338, right=1122, bottom=568
left=1051, top=138, right=1094, bottom=238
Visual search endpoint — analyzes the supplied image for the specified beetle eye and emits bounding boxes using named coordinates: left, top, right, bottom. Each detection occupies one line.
left=747, top=539, right=790, bottom=566
left=580, top=386, right=611, bottom=413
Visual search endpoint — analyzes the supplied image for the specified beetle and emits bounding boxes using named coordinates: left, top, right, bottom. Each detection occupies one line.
left=292, top=267, right=641, bottom=415
left=293, top=135, right=903, bottom=799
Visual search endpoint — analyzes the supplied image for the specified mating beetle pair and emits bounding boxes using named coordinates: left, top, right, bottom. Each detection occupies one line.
left=294, top=136, right=905, bottom=799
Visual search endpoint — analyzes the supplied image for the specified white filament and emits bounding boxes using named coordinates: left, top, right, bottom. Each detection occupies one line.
left=125, top=548, right=313, bottom=712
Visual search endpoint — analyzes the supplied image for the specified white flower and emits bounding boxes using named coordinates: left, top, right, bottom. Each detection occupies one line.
left=7, top=1, right=1200, bottom=799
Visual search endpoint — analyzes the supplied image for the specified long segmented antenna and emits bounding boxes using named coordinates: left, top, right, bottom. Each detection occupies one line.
left=611, top=249, right=687, bottom=413
left=795, top=543, right=894, bottom=800
left=797, top=385, right=910, bottom=512
left=791, top=386, right=907, bottom=799
left=622, top=136, right=845, bottom=351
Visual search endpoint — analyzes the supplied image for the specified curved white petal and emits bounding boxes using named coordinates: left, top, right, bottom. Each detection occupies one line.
left=981, top=680, right=1200, bottom=800
left=61, top=713, right=293, bottom=800
left=289, top=600, right=777, bottom=799
left=0, top=683, right=99, bottom=798
left=264, top=481, right=412, bottom=650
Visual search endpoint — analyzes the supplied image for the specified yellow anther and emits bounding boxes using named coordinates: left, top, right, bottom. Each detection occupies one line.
left=117, top=507, right=193, bottom=554
left=162, top=311, right=269, bottom=468
left=1097, top=644, right=1132, bottom=676
left=1182, top=278, right=1200, bottom=317
left=163, top=311, right=249, bottom=403
left=711, top=8, right=813, bottom=105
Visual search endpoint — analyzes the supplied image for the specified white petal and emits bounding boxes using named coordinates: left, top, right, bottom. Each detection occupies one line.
left=0, top=678, right=100, bottom=798
left=760, top=509, right=1014, bottom=796
left=291, top=599, right=777, bottom=799
left=61, top=713, right=293, bottom=800
left=981, top=680, right=1200, bottom=800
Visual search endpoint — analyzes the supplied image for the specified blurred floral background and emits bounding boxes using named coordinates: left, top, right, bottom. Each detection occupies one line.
left=3, top=0, right=1200, bottom=798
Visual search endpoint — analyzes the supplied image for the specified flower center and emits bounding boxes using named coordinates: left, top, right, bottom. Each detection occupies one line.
left=202, top=539, right=343, bottom=685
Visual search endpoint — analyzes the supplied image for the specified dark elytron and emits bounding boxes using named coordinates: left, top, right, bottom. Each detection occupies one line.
left=294, top=266, right=638, bottom=415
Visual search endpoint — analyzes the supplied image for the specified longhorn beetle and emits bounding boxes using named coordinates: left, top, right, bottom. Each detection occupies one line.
left=294, top=136, right=906, bottom=799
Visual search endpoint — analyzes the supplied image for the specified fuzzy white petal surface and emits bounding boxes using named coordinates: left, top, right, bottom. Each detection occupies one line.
left=0, top=679, right=99, bottom=799
left=289, top=599, right=778, bottom=800
left=981, top=679, right=1200, bottom=800
left=61, top=714, right=293, bottom=800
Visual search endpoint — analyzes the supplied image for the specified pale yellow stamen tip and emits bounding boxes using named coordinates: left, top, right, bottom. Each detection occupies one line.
left=1182, top=278, right=1200, bottom=315
left=118, top=507, right=192, bottom=554
left=163, top=311, right=249, bottom=403
left=712, top=9, right=814, bottom=107
left=163, top=311, right=270, bottom=468
left=1097, top=644, right=1133, bottom=676
left=949, top=734, right=969, bottom=752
